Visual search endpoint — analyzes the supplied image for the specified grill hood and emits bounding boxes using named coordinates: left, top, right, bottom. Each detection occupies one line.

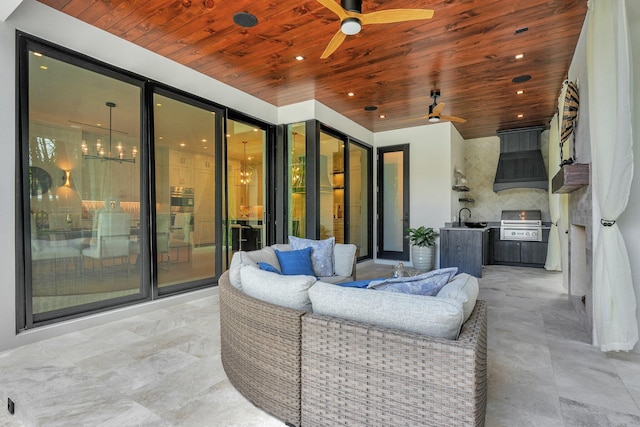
left=493, top=126, right=548, bottom=192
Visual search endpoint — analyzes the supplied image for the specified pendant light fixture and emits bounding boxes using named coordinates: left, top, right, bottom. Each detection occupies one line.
left=81, top=101, right=137, bottom=164
left=239, top=141, right=253, bottom=185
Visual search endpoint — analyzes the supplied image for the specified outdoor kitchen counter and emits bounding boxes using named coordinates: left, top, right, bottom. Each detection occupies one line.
left=439, top=225, right=492, bottom=278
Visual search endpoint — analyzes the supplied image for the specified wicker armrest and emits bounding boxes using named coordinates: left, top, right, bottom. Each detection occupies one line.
left=301, top=300, right=488, bottom=427
left=219, top=272, right=305, bottom=426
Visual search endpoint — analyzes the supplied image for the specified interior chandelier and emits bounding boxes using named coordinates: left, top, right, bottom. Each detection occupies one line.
left=239, top=141, right=253, bottom=185
left=291, top=131, right=302, bottom=187
left=81, top=101, right=137, bottom=164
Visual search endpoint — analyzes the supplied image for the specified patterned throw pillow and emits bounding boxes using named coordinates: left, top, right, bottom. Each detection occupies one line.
left=289, top=236, right=335, bottom=277
left=367, top=267, right=458, bottom=296
left=275, top=247, right=315, bottom=276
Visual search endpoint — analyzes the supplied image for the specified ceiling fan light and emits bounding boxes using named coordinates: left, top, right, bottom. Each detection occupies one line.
left=429, top=116, right=440, bottom=123
left=341, top=17, right=362, bottom=35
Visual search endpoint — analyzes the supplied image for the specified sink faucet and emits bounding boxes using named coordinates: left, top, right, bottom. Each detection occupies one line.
left=458, top=207, right=471, bottom=227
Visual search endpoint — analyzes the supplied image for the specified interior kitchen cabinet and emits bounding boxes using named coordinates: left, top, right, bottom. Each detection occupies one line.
left=332, top=152, right=345, bottom=243
left=169, top=149, right=194, bottom=187
left=439, top=227, right=489, bottom=278
left=193, top=163, right=214, bottom=246
left=490, top=228, right=549, bottom=267
left=168, top=149, right=215, bottom=246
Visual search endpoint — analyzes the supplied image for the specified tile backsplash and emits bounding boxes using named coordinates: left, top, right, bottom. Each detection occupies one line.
left=463, top=133, right=551, bottom=223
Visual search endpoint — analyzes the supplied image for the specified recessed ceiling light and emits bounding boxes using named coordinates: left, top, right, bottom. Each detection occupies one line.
left=233, top=12, right=258, bottom=28
left=202, top=139, right=207, bottom=142
left=40, top=65, right=48, bottom=70
left=364, top=105, right=378, bottom=111
left=180, top=143, right=186, bottom=147
left=226, top=134, right=231, bottom=138
left=295, top=55, right=305, bottom=61
left=379, top=114, right=386, bottom=119
left=158, top=136, right=164, bottom=140
left=253, top=128, right=259, bottom=132
left=156, top=103, right=162, bottom=107
left=515, top=53, right=524, bottom=59
left=516, top=90, right=524, bottom=95
left=97, top=123, right=102, bottom=127
left=512, top=75, right=531, bottom=83
left=347, top=92, right=355, bottom=97
left=517, top=114, right=524, bottom=118
left=33, top=52, right=42, bottom=57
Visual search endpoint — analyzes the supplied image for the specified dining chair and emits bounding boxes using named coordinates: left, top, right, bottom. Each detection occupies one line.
left=169, top=212, right=191, bottom=263
left=82, top=212, right=132, bottom=273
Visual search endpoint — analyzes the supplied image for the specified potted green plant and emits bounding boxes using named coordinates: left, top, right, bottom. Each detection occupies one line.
left=406, top=226, right=438, bottom=271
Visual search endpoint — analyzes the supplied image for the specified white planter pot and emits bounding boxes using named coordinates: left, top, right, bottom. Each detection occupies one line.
left=412, top=245, right=435, bottom=271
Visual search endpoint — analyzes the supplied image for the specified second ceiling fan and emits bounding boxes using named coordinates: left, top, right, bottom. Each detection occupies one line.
left=424, top=89, right=467, bottom=123
left=317, top=0, right=434, bottom=59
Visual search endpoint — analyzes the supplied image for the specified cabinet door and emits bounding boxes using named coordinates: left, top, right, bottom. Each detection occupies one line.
left=440, top=229, right=483, bottom=277
left=520, top=242, right=547, bottom=265
left=492, top=240, right=521, bottom=263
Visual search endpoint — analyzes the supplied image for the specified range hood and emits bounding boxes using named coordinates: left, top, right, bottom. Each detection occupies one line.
left=493, top=126, right=548, bottom=192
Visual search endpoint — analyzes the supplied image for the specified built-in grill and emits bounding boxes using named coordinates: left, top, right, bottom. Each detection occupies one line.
left=500, top=210, right=542, bottom=241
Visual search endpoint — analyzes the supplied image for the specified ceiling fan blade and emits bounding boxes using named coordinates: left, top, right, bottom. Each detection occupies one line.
left=317, top=0, right=349, bottom=20
left=433, top=102, right=445, bottom=115
left=440, top=115, right=467, bottom=123
left=321, top=30, right=347, bottom=59
left=360, top=9, right=434, bottom=25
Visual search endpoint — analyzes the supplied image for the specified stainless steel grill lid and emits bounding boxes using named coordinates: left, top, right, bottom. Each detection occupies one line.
left=500, top=210, right=542, bottom=222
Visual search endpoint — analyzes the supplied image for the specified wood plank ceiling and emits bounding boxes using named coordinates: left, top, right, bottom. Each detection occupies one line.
left=37, top=0, right=588, bottom=139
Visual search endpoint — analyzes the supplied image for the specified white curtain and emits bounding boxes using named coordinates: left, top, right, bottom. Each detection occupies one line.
left=587, top=0, right=637, bottom=351
left=545, top=113, right=563, bottom=272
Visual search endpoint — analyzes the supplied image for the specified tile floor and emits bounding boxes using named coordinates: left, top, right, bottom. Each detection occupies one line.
left=1, top=264, right=640, bottom=426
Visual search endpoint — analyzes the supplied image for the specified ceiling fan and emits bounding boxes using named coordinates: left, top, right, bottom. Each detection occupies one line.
left=424, top=89, right=467, bottom=123
left=317, top=0, right=434, bottom=59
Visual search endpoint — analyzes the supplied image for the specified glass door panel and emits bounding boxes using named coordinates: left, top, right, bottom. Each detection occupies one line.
left=288, top=123, right=306, bottom=238
left=26, top=50, right=143, bottom=316
left=227, top=118, right=266, bottom=255
left=154, top=94, right=217, bottom=288
left=377, top=145, right=410, bottom=260
left=319, top=131, right=345, bottom=242
left=348, top=142, right=370, bottom=258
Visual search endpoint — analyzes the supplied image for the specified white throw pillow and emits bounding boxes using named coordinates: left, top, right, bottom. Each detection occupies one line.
left=240, top=265, right=316, bottom=311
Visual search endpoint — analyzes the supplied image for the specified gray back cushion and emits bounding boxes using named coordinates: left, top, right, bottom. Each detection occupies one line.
left=436, top=273, right=479, bottom=322
left=240, top=265, right=315, bottom=311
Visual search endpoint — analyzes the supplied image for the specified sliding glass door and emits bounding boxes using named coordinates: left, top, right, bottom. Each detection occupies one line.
left=153, top=92, right=222, bottom=291
left=20, top=38, right=146, bottom=322
left=17, top=34, right=232, bottom=328
left=226, top=117, right=267, bottom=263
left=285, top=121, right=372, bottom=259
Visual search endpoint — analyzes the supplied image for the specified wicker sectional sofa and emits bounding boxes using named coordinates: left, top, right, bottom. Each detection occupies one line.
left=219, top=247, right=487, bottom=427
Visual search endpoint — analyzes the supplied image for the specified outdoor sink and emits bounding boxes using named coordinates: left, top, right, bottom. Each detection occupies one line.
left=464, top=221, right=488, bottom=228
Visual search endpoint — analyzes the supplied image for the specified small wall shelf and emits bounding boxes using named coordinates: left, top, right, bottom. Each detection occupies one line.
left=552, top=163, right=590, bottom=194
left=452, top=185, right=470, bottom=192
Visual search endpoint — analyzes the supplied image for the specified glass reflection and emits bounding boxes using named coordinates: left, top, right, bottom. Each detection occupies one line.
left=27, top=51, right=142, bottom=314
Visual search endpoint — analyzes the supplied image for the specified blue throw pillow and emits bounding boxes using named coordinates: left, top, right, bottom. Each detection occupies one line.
left=367, top=267, right=458, bottom=296
left=335, top=279, right=382, bottom=288
left=275, top=247, right=315, bottom=276
left=258, top=262, right=281, bottom=274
